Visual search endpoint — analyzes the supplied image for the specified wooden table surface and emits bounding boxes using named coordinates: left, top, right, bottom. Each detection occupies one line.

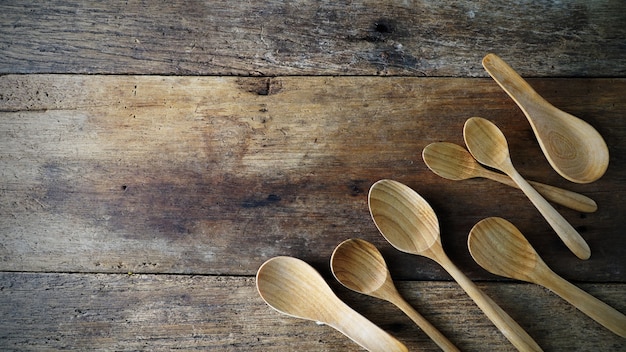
left=1, top=1, right=625, bottom=351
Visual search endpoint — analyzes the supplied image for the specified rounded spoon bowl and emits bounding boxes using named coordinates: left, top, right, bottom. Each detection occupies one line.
left=368, top=179, right=543, bottom=351
left=482, top=53, right=609, bottom=183
left=422, top=142, right=597, bottom=213
left=331, top=238, right=459, bottom=352
left=463, top=117, right=591, bottom=260
left=469, top=217, right=626, bottom=337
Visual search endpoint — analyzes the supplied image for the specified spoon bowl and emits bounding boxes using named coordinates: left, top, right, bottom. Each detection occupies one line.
left=482, top=53, right=609, bottom=183
left=369, top=179, right=543, bottom=351
left=463, top=117, right=591, bottom=260
left=331, top=238, right=460, bottom=352
left=368, top=180, right=440, bottom=256
left=422, top=142, right=597, bottom=213
left=423, top=142, right=486, bottom=181
left=256, top=256, right=408, bottom=352
left=331, top=239, right=389, bottom=296
left=469, top=217, right=626, bottom=337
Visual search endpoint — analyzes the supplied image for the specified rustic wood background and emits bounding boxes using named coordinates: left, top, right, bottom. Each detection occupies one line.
left=1, top=1, right=625, bottom=351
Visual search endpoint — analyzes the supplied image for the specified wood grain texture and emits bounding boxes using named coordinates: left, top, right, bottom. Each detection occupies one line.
left=0, top=273, right=623, bottom=351
left=1, top=2, right=624, bottom=351
left=1, top=1, right=625, bottom=76
left=1, top=75, right=625, bottom=281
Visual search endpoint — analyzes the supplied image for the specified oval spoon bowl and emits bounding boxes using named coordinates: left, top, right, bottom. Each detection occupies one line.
left=331, top=238, right=460, bottom=352
left=482, top=53, right=609, bottom=183
left=257, top=256, right=408, bottom=352
left=369, top=179, right=543, bottom=351
left=464, top=117, right=591, bottom=260
left=422, top=142, right=597, bottom=213
left=469, top=217, right=626, bottom=337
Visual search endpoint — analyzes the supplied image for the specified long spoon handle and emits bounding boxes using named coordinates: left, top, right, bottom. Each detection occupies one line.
left=330, top=302, right=409, bottom=352
left=508, top=167, right=591, bottom=260
left=540, top=270, right=626, bottom=337
left=390, top=295, right=460, bottom=352
left=483, top=170, right=597, bottom=213
left=436, top=254, right=543, bottom=352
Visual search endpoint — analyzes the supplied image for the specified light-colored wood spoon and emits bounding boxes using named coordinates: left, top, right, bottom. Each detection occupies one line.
left=368, top=179, right=543, bottom=352
left=422, top=142, right=597, bottom=213
left=331, top=238, right=460, bottom=352
left=482, top=53, right=609, bottom=184
left=469, top=217, right=626, bottom=337
left=256, top=256, right=408, bottom=352
left=463, top=117, right=591, bottom=260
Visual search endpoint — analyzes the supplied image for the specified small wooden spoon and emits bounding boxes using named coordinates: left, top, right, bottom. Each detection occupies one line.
left=331, top=238, right=460, bottom=352
left=469, top=217, right=626, bottom=337
left=256, top=256, right=408, bottom=352
left=482, top=53, right=609, bottom=184
left=422, top=142, right=597, bottom=213
left=463, top=117, right=591, bottom=260
left=369, top=179, right=543, bottom=352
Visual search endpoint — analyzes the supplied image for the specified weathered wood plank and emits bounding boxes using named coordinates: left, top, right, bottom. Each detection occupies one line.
left=1, top=75, right=625, bottom=281
left=0, top=273, right=623, bottom=351
left=1, top=1, right=625, bottom=76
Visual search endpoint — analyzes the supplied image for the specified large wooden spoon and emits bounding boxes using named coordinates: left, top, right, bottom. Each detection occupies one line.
left=469, top=217, right=626, bottom=337
left=256, top=256, right=408, bottom=352
left=422, top=142, right=597, bottom=213
left=331, top=238, right=460, bottom=352
left=368, top=179, right=543, bottom=352
left=482, top=53, right=609, bottom=184
left=463, top=117, right=591, bottom=260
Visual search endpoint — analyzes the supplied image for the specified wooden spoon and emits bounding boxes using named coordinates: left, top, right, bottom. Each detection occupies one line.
left=368, top=179, right=543, bottom=352
left=469, top=217, right=626, bottom=337
left=331, top=238, right=460, bottom=352
left=463, top=117, right=591, bottom=260
left=482, top=53, right=609, bottom=184
left=256, top=256, right=408, bottom=352
left=422, top=142, right=597, bottom=213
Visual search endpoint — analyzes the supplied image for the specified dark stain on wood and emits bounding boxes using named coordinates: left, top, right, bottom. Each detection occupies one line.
left=365, top=18, right=398, bottom=43
left=241, top=194, right=282, bottom=208
left=348, top=179, right=366, bottom=196
left=40, top=162, right=74, bottom=205
left=371, top=47, right=420, bottom=73
left=236, top=78, right=283, bottom=96
left=2, top=2, right=624, bottom=76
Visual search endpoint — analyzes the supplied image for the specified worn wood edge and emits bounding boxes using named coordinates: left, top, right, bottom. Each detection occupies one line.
left=0, top=272, right=624, bottom=351
left=0, top=1, right=625, bottom=76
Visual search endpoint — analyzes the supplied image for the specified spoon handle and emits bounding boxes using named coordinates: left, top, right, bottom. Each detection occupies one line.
left=483, top=170, right=597, bottom=213
left=526, top=180, right=597, bottom=213
left=508, top=168, right=591, bottom=260
left=391, top=296, right=460, bottom=352
left=329, top=302, right=409, bottom=352
left=436, top=253, right=543, bottom=352
left=540, top=270, right=626, bottom=338
left=482, top=53, right=547, bottom=109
